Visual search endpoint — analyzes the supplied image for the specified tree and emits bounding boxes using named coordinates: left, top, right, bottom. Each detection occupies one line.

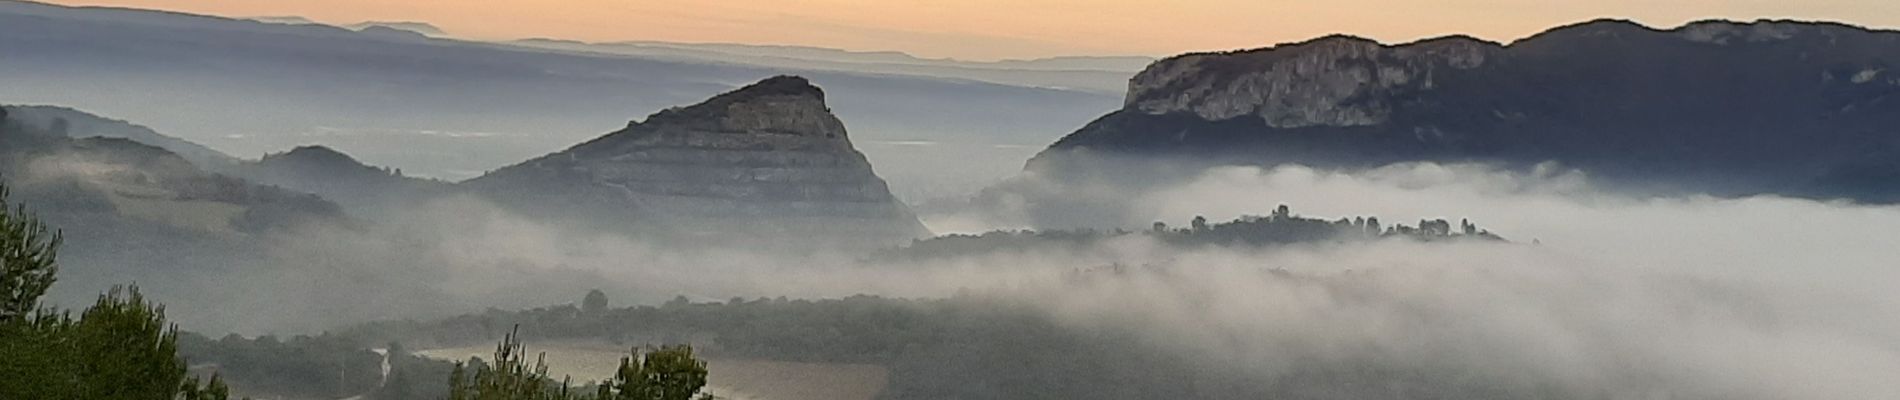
left=582, top=290, right=609, bottom=316
left=598, top=345, right=710, bottom=400
left=0, top=285, right=236, bottom=399
left=1190, top=216, right=1209, bottom=232
left=0, top=185, right=61, bottom=322
left=447, top=326, right=712, bottom=400
left=69, top=286, right=195, bottom=399
left=0, top=189, right=234, bottom=400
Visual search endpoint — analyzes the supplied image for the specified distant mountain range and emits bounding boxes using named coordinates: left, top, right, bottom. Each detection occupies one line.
left=343, top=21, right=445, bottom=37
left=1031, top=19, right=1900, bottom=203
left=5, top=76, right=928, bottom=248
left=0, top=0, right=1120, bottom=200
left=508, top=39, right=1150, bottom=94
left=245, top=15, right=1153, bottom=84
left=251, top=17, right=447, bottom=36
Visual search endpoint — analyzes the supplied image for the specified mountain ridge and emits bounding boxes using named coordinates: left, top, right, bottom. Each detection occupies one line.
left=0, top=0, right=1118, bottom=197
left=1034, top=18, right=1900, bottom=202
left=1, top=104, right=241, bottom=171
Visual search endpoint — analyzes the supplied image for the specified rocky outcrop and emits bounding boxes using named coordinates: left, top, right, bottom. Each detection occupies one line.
left=1037, top=19, right=1900, bottom=202
left=465, top=76, right=928, bottom=247
left=1126, top=35, right=1492, bottom=128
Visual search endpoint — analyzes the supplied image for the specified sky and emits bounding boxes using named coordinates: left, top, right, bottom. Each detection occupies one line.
left=37, top=0, right=1900, bottom=61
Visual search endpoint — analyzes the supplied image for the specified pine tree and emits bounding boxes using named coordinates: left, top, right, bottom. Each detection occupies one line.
left=0, top=184, right=61, bottom=322
left=0, top=186, right=235, bottom=400
left=448, top=325, right=713, bottom=400
left=601, top=345, right=710, bottom=400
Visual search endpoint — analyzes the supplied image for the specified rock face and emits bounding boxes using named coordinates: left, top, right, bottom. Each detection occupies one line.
left=466, top=76, right=929, bottom=247
left=1036, top=19, right=1900, bottom=202
left=1125, top=35, right=1491, bottom=128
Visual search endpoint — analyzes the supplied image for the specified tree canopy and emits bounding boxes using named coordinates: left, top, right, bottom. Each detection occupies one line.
left=0, top=183, right=234, bottom=400
left=446, top=326, right=712, bottom=400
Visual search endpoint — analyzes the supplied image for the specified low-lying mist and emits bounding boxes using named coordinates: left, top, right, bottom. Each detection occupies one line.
left=937, top=162, right=1900, bottom=398
left=42, top=159, right=1900, bottom=398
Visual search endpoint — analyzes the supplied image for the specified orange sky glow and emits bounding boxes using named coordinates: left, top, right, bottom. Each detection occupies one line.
left=40, top=0, right=1900, bottom=60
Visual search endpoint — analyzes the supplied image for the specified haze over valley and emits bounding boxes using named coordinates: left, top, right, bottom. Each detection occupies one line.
left=3, top=1, right=1900, bottom=399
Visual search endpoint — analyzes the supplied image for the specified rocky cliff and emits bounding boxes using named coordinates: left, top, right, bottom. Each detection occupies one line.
left=1035, top=19, right=1900, bottom=202
left=465, top=76, right=929, bottom=247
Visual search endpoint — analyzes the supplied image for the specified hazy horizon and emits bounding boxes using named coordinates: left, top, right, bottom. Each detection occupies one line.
left=38, top=0, right=1900, bottom=60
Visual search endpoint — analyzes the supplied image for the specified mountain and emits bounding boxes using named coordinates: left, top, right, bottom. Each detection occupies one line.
left=2, top=104, right=446, bottom=215
left=239, top=145, right=456, bottom=215
left=0, top=0, right=1118, bottom=200
left=511, top=38, right=1150, bottom=94
left=0, top=106, right=342, bottom=236
left=343, top=21, right=445, bottom=37
left=1, top=105, right=240, bottom=171
left=569, top=41, right=1152, bottom=72
left=465, top=76, right=929, bottom=248
left=249, top=16, right=314, bottom=25
left=1031, top=19, right=1900, bottom=202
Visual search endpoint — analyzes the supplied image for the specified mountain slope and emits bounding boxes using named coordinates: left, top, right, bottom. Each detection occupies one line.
left=0, top=106, right=342, bottom=235
left=466, top=76, right=929, bottom=248
left=1032, top=19, right=1900, bottom=202
left=2, top=104, right=240, bottom=171
left=238, top=145, right=456, bottom=215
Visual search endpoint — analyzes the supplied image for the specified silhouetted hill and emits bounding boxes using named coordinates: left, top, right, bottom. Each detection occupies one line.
left=0, top=106, right=342, bottom=235
left=510, top=39, right=1151, bottom=94
left=1033, top=19, right=1900, bottom=202
left=239, top=145, right=456, bottom=215
left=343, top=21, right=445, bottom=37
left=2, top=104, right=239, bottom=171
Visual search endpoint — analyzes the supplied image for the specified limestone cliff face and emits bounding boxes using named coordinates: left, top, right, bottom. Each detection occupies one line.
left=1038, top=19, right=1900, bottom=202
left=1126, top=35, right=1492, bottom=128
left=466, top=76, right=928, bottom=247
